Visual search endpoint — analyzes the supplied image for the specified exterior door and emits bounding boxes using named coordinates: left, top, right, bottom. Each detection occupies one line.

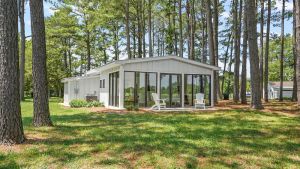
left=109, top=72, right=119, bottom=107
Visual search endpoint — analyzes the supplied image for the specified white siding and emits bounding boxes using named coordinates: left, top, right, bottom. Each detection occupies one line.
left=274, top=88, right=293, bottom=99
left=63, top=82, right=69, bottom=105
left=99, top=73, right=109, bottom=107
left=64, top=76, right=100, bottom=105
left=99, top=67, right=121, bottom=107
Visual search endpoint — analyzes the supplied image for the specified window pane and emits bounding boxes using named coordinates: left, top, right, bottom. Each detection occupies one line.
left=184, top=75, right=193, bottom=106
left=203, top=75, right=211, bottom=106
left=171, top=75, right=181, bottom=107
left=124, top=72, right=135, bottom=107
left=160, top=74, right=170, bottom=107
left=193, top=75, right=200, bottom=103
left=136, top=72, right=146, bottom=107
left=115, top=72, right=119, bottom=107
left=146, top=73, right=157, bottom=107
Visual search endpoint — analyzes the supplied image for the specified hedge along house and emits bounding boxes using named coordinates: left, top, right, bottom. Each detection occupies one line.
left=62, top=56, right=220, bottom=109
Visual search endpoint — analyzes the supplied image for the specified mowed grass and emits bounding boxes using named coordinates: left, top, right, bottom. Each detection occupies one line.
left=1, top=99, right=300, bottom=169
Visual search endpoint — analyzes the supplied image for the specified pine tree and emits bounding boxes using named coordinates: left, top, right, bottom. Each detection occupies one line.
left=246, top=0, right=263, bottom=109
left=0, top=0, right=25, bottom=144
left=30, top=0, right=53, bottom=126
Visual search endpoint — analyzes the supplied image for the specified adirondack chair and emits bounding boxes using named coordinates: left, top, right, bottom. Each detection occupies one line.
left=151, top=93, right=166, bottom=110
left=194, top=93, right=206, bottom=109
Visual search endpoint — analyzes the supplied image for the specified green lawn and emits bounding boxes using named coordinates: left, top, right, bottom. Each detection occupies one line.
left=1, top=99, right=300, bottom=169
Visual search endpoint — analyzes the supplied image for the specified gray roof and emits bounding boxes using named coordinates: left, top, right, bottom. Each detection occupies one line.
left=62, top=55, right=221, bottom=82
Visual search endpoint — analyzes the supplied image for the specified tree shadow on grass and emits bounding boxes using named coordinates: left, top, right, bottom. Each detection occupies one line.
left=0, top=154, right=20, bottom=169
left=18, top=110, right=300, bottom=168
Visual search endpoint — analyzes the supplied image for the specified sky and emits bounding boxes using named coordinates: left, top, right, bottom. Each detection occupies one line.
left=23, top=2, right=55, bottom=36
left=23, top=0, right=294, bottom=78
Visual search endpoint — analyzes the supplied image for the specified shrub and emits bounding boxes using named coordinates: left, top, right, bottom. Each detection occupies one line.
left=223, top=93, right=229, bottom=100
left=86, top=101, right=103, bottom=108
left=125, top=105, right=139, bottom=111
left=69, top=99, right=88, bottom=108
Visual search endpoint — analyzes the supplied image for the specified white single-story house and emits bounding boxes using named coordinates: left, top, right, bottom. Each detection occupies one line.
left=62, top=56, right=220, bottom=109
left=268, top=81, right=294, bottom=99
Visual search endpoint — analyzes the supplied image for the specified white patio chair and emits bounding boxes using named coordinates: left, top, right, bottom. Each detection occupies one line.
left=194, top=93, right=206, bottom=109
left=151, top=93, right=166, bottom=110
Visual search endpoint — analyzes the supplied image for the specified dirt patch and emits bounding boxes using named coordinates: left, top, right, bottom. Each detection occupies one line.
left=81, top=100, right=299, bottom=117
left=216, top=100, right=300, bottom=117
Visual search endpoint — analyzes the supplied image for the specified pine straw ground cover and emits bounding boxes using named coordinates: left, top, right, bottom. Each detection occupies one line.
left=0, top=99, right=299, bottom=169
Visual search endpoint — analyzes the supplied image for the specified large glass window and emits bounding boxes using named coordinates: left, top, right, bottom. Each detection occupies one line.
left=109, top=72, right=119, bottom=107
left=203, top=75, right=211, bottom=106
left=136, top=72, right=146, bottom=107
left=184, top=74, right=211, bottom=106
left=160, top=74, right=182, bottom=108
left=184, top=75, right=193, bottom=106
left=124, top=72, right=157, bottom=108
left=124, top=72, right=135, bottom=107
left=146, top=73, right=157, bottom=106
left=160, top=74, right=170, bottom=107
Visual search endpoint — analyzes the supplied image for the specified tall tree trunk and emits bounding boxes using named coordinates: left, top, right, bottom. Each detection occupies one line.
left=292, top=0, right=298, bottom=102
left=264, top=0, right=271, bottom=102
left=190, top=0, right=195, bottom=60
left=233, top=0, right=240, bottom=102
left=260, top=0, right=264, bottom=95
left=221, top=33, right=232, bottom=96
left=213, top=0, right=220, bottom=99
left=142, top=0, right=146, bottom=58
left=201, top=8, right=208, bottom=63
left=63, top=49, right=68, bottom=71
left=148, top=0, right=153, bottom=57
left=68, top=39, right=72, bottom=75
left=157, top=26, right=160, bottom=56
left=114, top=24, right=119, bottom=60
left=295, top=0, right=300, bottom=105
left=30, top=0, right=53, bottom=126
left=137, top=0, right=142, bottom=58
left=0, top=0, right=25, bottom=145
left=178, top=0, right=183, bottom=57
left=206, top=0, right=217, bottom=104
left=241, top=8, right=248, bottom=104
left=19, top=0, right=26, bottom=101
left=162, top=23, right=165, bottom=56
left=279, top=0, right=285, bottom=101
left=86, top=29, right=91, bottom=70
left=213, top=0, right=218, bottom=63
left=246, top=0, right=263, bottom=109
left=227, top=39, right=234, bottom=94
left=125, top=0, right=131, bottom=59
left=186, top=0, right=191, bottom=58
left=173, top=0, right=178, bottom=56
left=133, top=23, right=136, bottom=58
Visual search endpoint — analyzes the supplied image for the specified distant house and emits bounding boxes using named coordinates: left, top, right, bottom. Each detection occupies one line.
left=62, top=56, right=220, bottom=109
left=268, top=81, right=294, bottom=99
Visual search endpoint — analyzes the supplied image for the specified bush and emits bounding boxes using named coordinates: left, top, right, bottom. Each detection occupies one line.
left=86, top=101, right=103, bottom=108
left=125, top=105, right=139, bottom=111
left=69, top=99, right=88, bottom=108
left=223, top=93, right=229, bottom=100
left=70, top=99, right=104, bottom=108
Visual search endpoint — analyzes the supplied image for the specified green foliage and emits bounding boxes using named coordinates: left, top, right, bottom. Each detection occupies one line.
left=125, top=105, right=139, bottom=111
left=86, top=101, right=103, bottom=108
left=268, top=35, right=294, bottom=81
left=69, top=99, right=103, bottom=108
left=69, top=99, right=88, bottom=108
